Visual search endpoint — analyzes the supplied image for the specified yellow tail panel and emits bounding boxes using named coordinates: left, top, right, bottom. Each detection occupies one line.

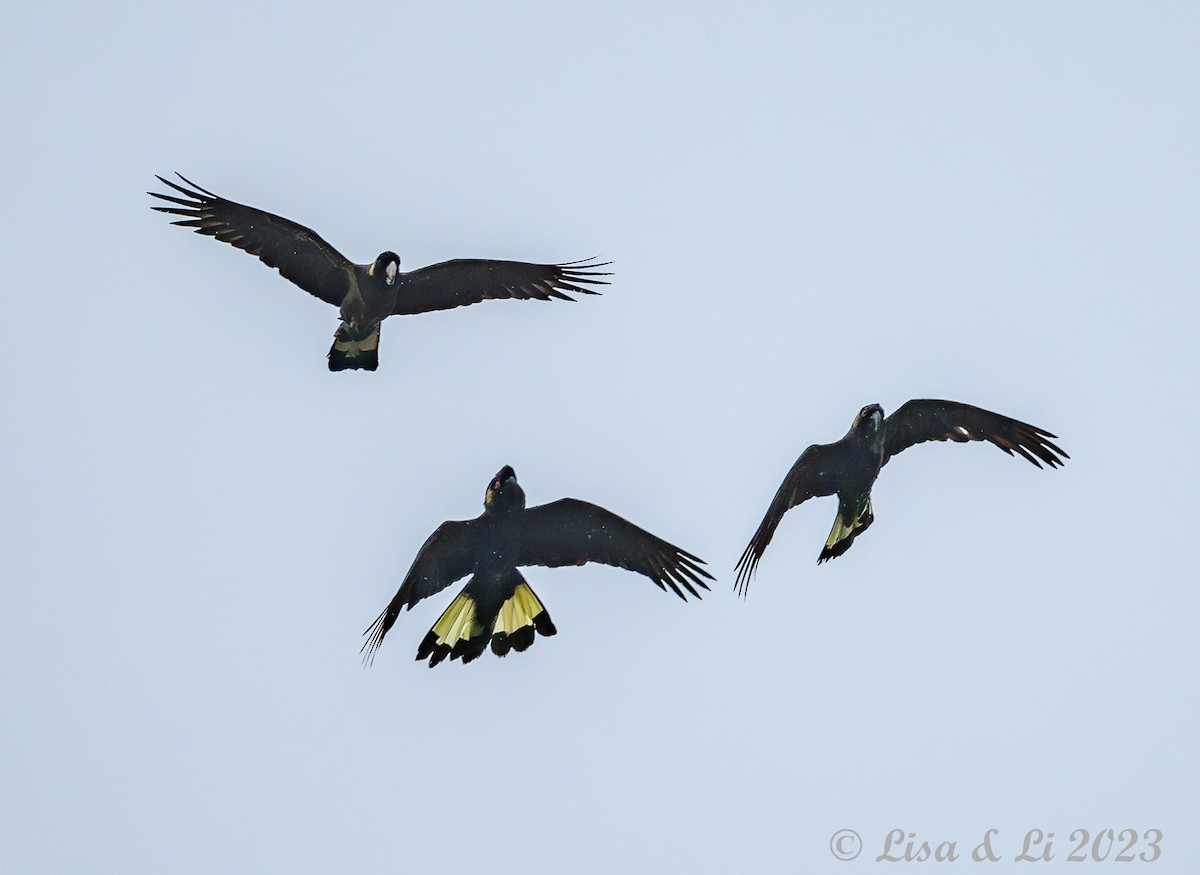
left=328, top=324, right=381, bottom=371
left=430, top=593, right=484, bottom=649
left=330, top=326, right=379, bottom=357
left=822, top=497, right=874, bottom=558
left=493, top=581, right=548, bottom=636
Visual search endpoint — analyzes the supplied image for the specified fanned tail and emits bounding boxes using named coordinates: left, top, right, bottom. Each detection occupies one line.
left=328, top=322, right=381, bottom=371
left=416, top=571, right=557, bottom=667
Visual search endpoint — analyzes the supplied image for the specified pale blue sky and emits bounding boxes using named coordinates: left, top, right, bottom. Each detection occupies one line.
left=2, top=2, right=1197, bottom=872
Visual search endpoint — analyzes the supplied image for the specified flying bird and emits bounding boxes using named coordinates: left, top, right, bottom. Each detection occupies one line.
left=149, top=174, right=609, bottom=370
left=734, top=400, right=1068, bottom=595
left=363, top=466, right=712, bottom=667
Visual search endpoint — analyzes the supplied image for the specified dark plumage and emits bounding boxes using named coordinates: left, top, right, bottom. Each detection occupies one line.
left=149, top=174, right=609, bottom=370
left=734, top=400, right=1068, bottom=595
left=363, top=466, right=712, bottom=667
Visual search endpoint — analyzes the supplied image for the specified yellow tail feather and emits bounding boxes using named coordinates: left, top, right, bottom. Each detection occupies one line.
left=419, top=578, right=558, bottom=666
left=429, top=593, right=484, bottom=650
left=820, top=497, right=874, bottom=561
left=493, top=581, right=546, bottom=637
left=492, top=579, right=557, bottom=657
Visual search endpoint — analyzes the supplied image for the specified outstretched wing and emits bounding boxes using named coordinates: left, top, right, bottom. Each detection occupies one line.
left=734, top=444, right=842, bottom=596
left=149, top=173, right=354, bottom=307
left=392, top=258, right=610, bottom=315
left=517, top=498, right=712, bottom=600
left=882, top=400, right=1068, bottom=468
left=361, top=518, right=480, bottom=665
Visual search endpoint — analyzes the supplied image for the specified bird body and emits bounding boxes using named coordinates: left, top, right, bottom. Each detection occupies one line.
left=364, top=466, right=712, bottom=666
left=324, top=252, right=400, bottom=370
left=817, top=404, right=886, bottom=561
left=735, top=400, right=1067, bottom=594
left=149, top=175, right=609, bottom=370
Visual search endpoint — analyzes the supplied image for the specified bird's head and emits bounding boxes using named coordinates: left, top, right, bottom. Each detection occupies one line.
left=369, top=251, right=401, bottom=286
left=485, top=465, right=525, bottom=512
left=852, top=403, right=884, bottom=435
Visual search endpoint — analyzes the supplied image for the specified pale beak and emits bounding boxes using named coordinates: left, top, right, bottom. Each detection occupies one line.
left=386, top=262, right=398, bottom=285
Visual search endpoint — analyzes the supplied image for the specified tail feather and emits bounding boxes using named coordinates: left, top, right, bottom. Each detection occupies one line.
left=818, top=497, right=874, bottom=563
left=328, top=322, right=381, bottom=371
left=417, top=574, right=556, bottom=667
left=490, top=578, right=557, bottom=658
left=417, top=592, right=484, bottom=666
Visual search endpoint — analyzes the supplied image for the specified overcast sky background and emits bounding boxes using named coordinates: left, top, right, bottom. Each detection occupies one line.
left=2, top=2, right=1197, bottom=872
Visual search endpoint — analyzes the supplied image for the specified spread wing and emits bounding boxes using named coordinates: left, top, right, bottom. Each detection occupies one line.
left=361, top=518, right=481, bottom=665
left=149, top=173, right=354, bottom=307
left=882, top=400, right=1068, bottom=468
left=734, top=443, right=842, bottom=597
left=392, top=258, right=610, bottom=315
left=517, top=499, right=711, bottom=600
